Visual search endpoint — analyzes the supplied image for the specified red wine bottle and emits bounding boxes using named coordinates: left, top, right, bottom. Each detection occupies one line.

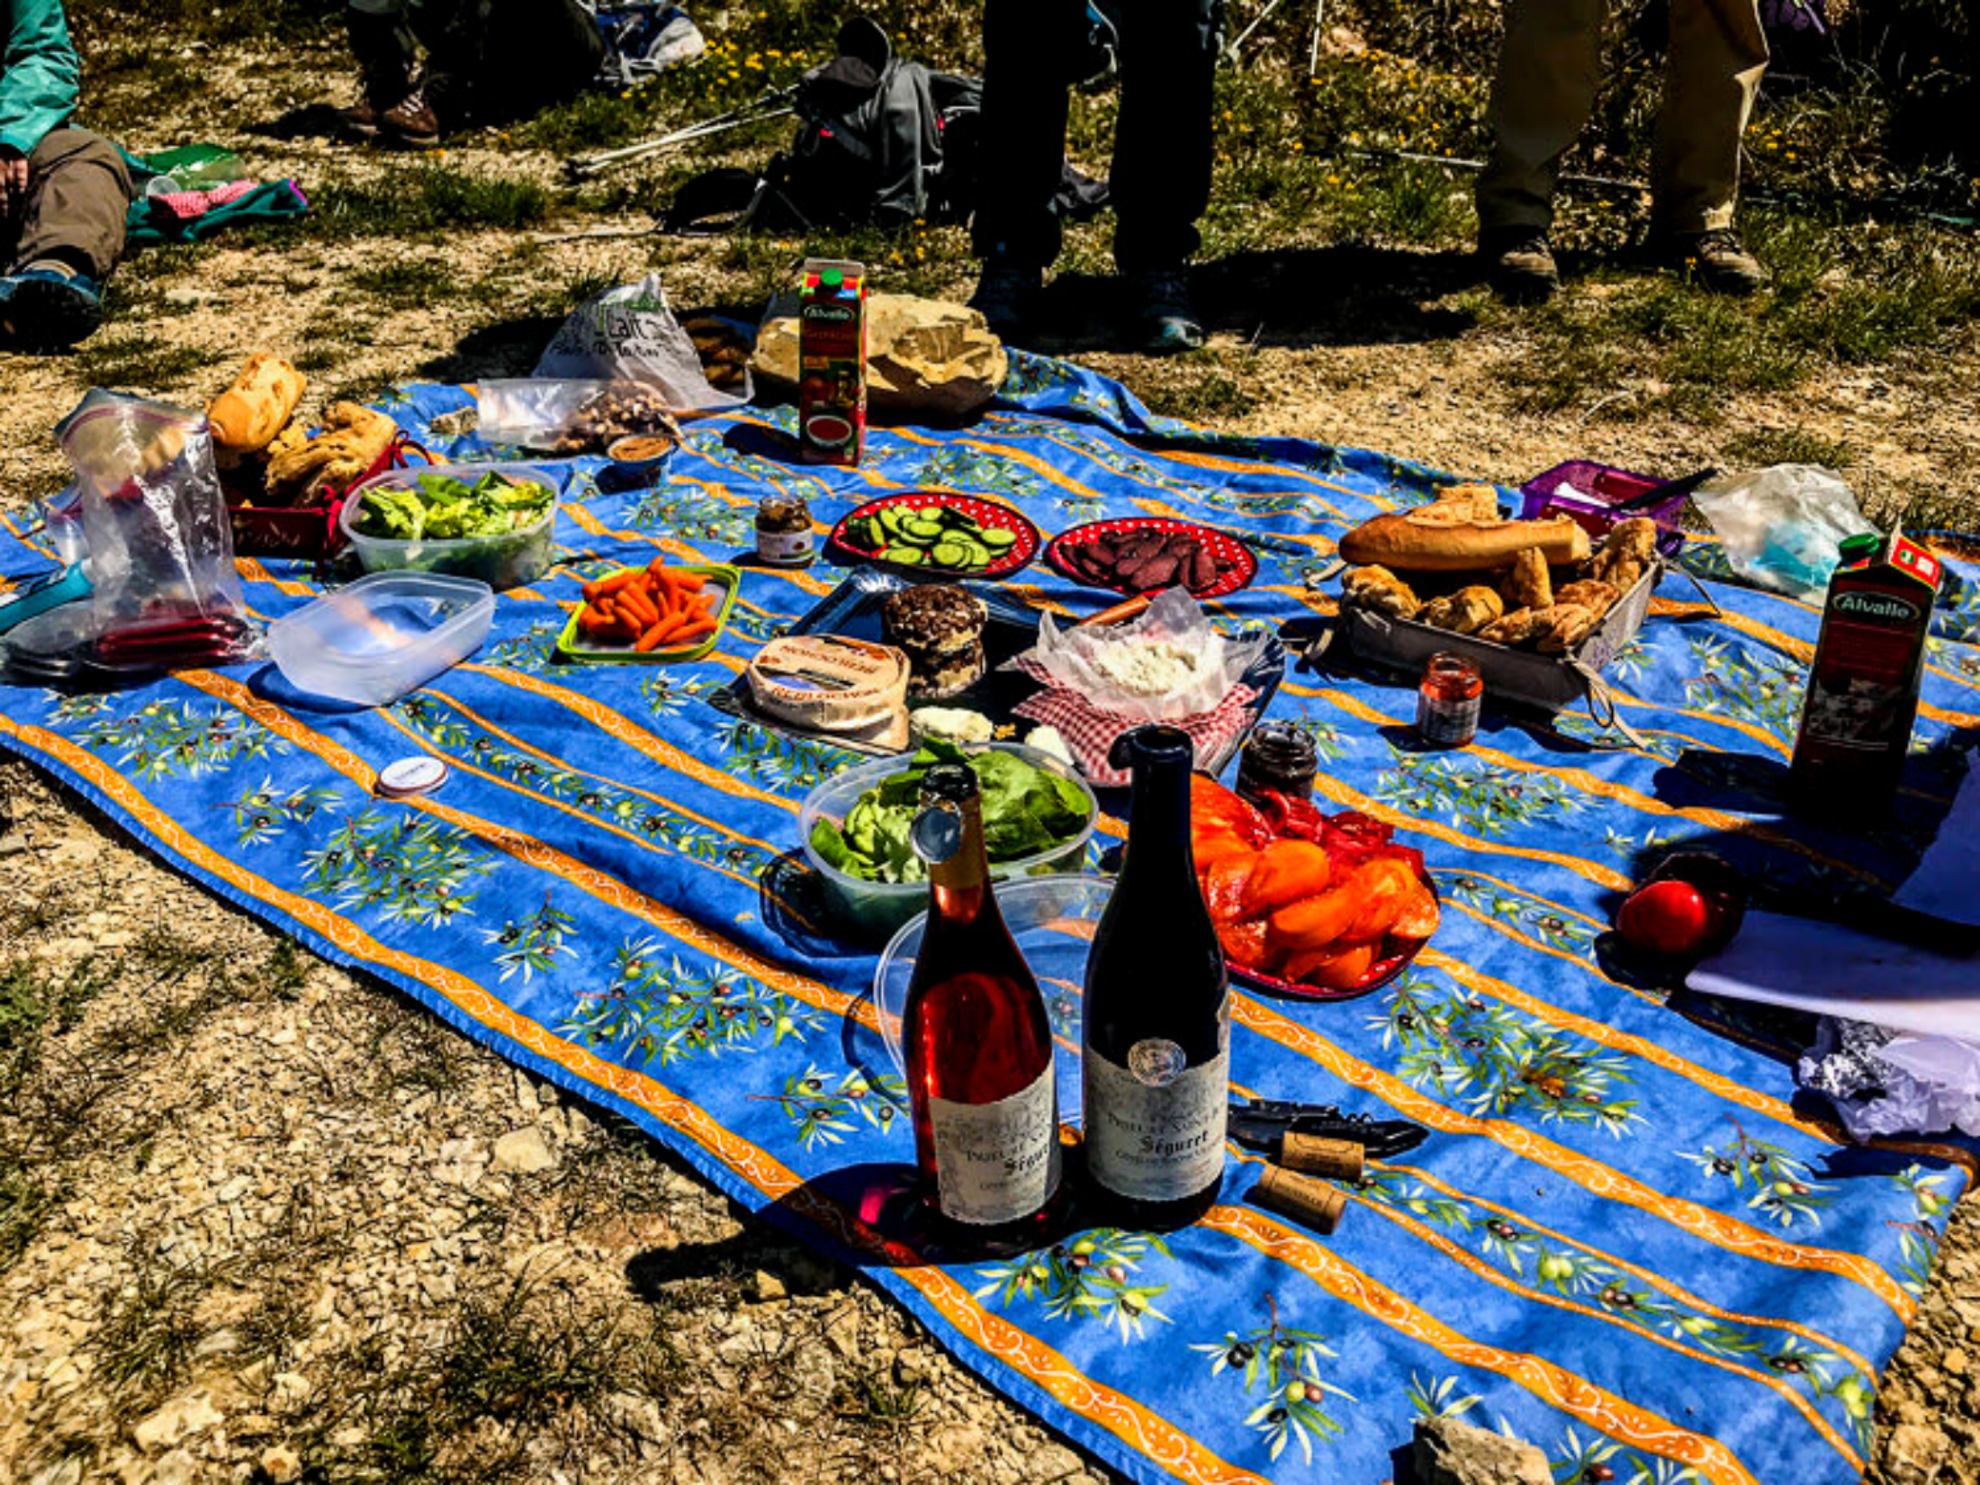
left=902, top=762, right=1065, bottom=1246
left=1082, top=726, right=1230, bottom=1229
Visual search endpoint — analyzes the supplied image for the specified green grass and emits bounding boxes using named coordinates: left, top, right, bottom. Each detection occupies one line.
left=303, top=170, right=556, bottom=243
left=1722, top=427, right=1857, bottom=469
left=71, top=336, right=216, bottom=390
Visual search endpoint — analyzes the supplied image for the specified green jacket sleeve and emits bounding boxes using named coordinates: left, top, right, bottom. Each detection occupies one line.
left=0, top=0, right=79, bottom=157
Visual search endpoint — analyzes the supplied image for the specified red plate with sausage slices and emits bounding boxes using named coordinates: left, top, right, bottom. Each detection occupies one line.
left=1045, top=517, right=1258, bottom=599
left=828, top=491, right=1041, bottom=581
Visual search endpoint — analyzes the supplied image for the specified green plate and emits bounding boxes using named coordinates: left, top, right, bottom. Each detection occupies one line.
left=555, top=563, right=740, bottom=664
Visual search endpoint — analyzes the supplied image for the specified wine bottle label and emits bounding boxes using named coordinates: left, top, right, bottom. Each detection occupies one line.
left=1085, top=1044, right=1230, bottom=1202
left=928, top=1069, right=1061, bottom=1226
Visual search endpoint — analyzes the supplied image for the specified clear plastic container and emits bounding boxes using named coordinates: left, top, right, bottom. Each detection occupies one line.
left=340, top=460, right=558, bottom=591
left=266, top=572, right=493, bottom=707
left=873, top=873, right=1106, bottom=1123
left=798, top=742, right=1098, bottom=941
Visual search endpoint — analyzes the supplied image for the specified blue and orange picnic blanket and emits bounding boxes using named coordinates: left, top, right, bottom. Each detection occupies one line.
left=3, top=352, right=1977, bottom=1485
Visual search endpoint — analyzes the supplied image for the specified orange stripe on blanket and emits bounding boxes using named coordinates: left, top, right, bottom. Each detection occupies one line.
left=1208, top=1204, right=1763, bottom=1485
left=1302, top=771, right=1634, bottom=892
left=1307, top=687, right=1887, bottom=888
left=1372, top=1158, right=1878, bottom=1375
left=178, top=671, right=867, bottom=1032
left=451, top=662, right=802, bottom=811
left=1354, top=1189, right=1862, bottom=1473
left=1227, top=995, right=1915, bottom=1319
left=0, top=716, right=1252, bottom=1485
left=1710, top=608, right=1980, bottom=727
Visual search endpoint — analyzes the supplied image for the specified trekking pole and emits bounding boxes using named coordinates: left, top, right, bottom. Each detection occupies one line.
left=566, top=86, right=797, bottom=180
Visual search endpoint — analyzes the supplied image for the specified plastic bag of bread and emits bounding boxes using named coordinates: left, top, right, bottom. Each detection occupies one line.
left=532, top=274, right=748, bottom=410
left=753, top=293, right=1007, bottom=422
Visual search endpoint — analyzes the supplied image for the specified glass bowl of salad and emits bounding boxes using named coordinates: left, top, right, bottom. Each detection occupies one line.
left=341, top=461, right=559, bottom=591
left=798, top=740, right=1098, bottom=941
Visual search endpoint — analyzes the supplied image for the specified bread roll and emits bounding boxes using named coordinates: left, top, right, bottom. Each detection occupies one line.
left=1339, top=510, right=1591, bottom=573
left=1341, top=564, right=1420, bottom=620
left=1537, top=604, right=1599, bottom=654
left=209, top=353, right=305, bottom=454
left=1429, top=482, right=1502, bottom=523
left=1420, top=585, right=1504, bottom=635
left=1500, top=547, right=1553, bottom=610
left=1555, top=578, right=1620, bottom=618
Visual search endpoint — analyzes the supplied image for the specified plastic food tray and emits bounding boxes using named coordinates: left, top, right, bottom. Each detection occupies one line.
left=340, top=460, right=558, bottom=591
left=1044, top=516, right=1259, bottom=600
left=1518, top=460, right=1687, bottom=559
left=266, top=571, right=494, bottom=708
left=827, top=491, right=1042, bottom=581
left=798, top=742, right=1098, bottom=941
left=555, top=563, right=739, bottom=664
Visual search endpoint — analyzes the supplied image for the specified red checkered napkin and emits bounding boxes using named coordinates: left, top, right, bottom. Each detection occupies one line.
left=1012, top=674, right=1258, bottom=787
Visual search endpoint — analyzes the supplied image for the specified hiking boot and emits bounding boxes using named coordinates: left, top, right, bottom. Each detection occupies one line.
left=0, top=266, right=104, bottom=349
left=1654, top=228, right=1768, bottom=295
left=1123, top=266, right=1203, bottom=354
left=1479, top=227, right=1558, bottom=303
left=379, top=90, right=444, bottom=150
left=342, top=8, right=418, bottom=141
left=969, top=262, right=1043, bottom=344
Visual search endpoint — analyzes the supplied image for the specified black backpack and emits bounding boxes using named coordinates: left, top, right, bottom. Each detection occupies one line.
left=664, top=17, right=1103, bottom=235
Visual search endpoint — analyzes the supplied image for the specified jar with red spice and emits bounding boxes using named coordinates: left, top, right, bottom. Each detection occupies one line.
left=1415, top=652, right=1482, bottom=748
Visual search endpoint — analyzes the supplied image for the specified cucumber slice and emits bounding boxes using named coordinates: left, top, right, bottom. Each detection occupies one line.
left=929, top=541, right=969, bottom=567
left=979, top=528, right=1016, bottom=552
left=901, top=516, right=945, bottom=543
left=886, top=544, right=924, bottom=566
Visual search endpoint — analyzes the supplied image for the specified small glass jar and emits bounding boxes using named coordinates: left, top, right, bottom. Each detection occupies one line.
left=1416, top=652, right=1482, bottom=748
left=1235, top=721, right=1319, bottom=805
left=755, top=492, right=815, bottom=567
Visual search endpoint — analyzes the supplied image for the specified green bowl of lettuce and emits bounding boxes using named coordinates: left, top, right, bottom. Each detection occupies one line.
left=341, top=462, right=558, bottom=591
left=799, top=740, right=1099, bottom=941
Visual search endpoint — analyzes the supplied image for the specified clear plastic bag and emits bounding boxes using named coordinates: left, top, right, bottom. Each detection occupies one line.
left=531, top=274, right=749, bottom=410
left=473, top=379, right=683, bottom=454
left=1692, top=464, right=1876, bottom=600
left=56, top=390, right=249, bottom=640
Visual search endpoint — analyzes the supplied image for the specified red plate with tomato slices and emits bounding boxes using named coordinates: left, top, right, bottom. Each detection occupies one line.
left=1195, top=778, right=1440, bottom=1003
left=1046, top=517, right=1258, bottom=599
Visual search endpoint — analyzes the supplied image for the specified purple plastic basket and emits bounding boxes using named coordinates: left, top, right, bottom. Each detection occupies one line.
left=1517, top=460, right=1687, bottom=558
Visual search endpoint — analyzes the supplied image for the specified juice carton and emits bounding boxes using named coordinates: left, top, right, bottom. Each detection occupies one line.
left=797, top=258, right=867, bottom=466
left=1789, top=528, right=1942, bottom=808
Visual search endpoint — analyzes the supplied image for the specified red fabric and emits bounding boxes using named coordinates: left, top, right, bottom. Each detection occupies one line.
left=1011, top=664, right=1256, bottom=786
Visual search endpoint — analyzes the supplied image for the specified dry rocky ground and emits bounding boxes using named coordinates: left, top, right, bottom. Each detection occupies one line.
left=4, top=14, right=1980, bottom=1485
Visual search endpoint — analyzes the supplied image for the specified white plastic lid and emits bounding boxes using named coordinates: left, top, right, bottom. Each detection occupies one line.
left=377, top=755, right=449, bottom=798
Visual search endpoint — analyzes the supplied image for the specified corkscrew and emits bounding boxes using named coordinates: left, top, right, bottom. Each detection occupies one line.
left=1226, top=1097, right=1428, bottom=1161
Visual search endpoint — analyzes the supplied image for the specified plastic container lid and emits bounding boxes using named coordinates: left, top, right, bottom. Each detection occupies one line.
left=267, top=572, right=493, bottom=708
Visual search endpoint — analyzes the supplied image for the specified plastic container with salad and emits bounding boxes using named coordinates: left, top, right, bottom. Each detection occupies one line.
left=341, top=461, right=558, bottom=590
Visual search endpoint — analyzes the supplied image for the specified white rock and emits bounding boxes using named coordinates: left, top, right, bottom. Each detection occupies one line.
left=491, top=1127, right=556, bottom=1175
left=133, top=1390, right=224, bottom=1454
left=261, top=1444, right=303, bottom=1483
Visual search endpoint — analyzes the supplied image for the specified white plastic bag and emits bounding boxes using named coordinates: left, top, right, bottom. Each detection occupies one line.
left=1692, top=464, right=1876, bottom=600
left=532, top=274, right=747, bottom=410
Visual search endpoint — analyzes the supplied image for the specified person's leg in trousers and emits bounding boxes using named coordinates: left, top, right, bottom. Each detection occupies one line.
left=481, top=0, right=605, bottom=122
left=1110, top=0, right=1217, bottom=350
left=1475, top=0, right=1603, bottom=298
left=968, top=0, right=1075, bottom=340
left=1648, top=0, right=1769, bottom=291
left=1, top=127, right=133, bottom=348
left=341, top=0, right=422, bottom=138
left=1110, top=0, right=1217, bottom=275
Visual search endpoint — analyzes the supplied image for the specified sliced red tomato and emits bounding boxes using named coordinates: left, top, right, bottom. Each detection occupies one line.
left=1345, top=856, right=1420, bottom=940
left=1216, top=918, right=1269, bottom=971
left=1203, top=852, right=1260, bottom=924
left=1267, top=884, right=1361, bottom=953
left=1242, top=839, right=1333, bottom=918
left=1285, top=938, right=1378, bottom=990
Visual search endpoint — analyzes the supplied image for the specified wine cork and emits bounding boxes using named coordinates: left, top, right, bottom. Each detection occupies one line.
left=1252, top=1165, right=1347, bottom=1235
left=1280, top=1133, right=1364, bottom=1183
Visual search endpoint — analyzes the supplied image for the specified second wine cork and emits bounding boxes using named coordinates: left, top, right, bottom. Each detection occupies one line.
left=1281, top=1132, right=1365, bottom=1183
left=1253, top=1164, right=1348, bottom=1235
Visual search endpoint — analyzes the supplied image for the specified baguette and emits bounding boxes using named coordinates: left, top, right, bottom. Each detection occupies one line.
left=1339, top=509, right=1591, bottom=573
left=209, top=353, right=305, bottom=454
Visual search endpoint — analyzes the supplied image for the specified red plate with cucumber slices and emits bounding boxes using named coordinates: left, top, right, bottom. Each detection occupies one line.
left=828, top=492, right=1041, bottom=580
left=1045, top=517, right=1257, bottom=599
